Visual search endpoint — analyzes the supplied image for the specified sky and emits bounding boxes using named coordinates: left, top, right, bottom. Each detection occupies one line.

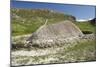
left=11, top=0, right=96, bottom=20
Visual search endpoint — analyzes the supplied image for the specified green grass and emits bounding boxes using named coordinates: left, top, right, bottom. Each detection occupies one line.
left=11, top=8, right=76, bottom=36
left=64, top=40, right=96, bottom=61
left=51, top=40, right=96, bottom=62
left=75, top=22, right=96, bottom=33
left=11, top=9, right=96, bottom=66
left=12, top=20, right=96, bottom=36
left=12, top=40, right=96, bottom=66
left=11, top=8, right=96, bottom=36
left=12, top=18, right=68, bottom=36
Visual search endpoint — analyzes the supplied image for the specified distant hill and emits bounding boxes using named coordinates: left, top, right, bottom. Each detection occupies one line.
left=89, top=18, right=96, bottom=25
left=11, top=8, right=76, bottom=36
left=75, top=20, right=96, bottom=34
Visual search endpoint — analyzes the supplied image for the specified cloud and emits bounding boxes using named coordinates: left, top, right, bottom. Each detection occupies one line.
left=76, top=18, right=93, bottom=22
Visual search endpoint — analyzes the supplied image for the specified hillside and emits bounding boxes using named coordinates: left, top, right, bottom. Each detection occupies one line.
left=11, top=8, right=96, bottom=66
left=11, top=8, right=76, bottom=36
left=89, top=18, right=96, bottom=25
left=75, top=22, right=96, bottom=34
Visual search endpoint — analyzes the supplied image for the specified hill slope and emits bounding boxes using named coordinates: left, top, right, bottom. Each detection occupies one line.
left=11, top=8, right=76, bottom=36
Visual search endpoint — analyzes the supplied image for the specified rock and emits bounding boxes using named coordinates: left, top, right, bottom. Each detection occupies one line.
left=25, top=20, right=83, bottom=47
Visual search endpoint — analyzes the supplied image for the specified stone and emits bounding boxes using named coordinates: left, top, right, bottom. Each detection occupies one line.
left=25, top=20, right=83, bottom=47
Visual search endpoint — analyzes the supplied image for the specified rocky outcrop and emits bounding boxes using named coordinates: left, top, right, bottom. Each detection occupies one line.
left=12, top=33, right=96, bottom=49
left=24, top=20, right=83, bottom=47
left=12, top=20, right=96, bottom=48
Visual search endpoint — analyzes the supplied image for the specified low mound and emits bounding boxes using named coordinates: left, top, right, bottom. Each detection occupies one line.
left=25, top=20, right=83, bottom=47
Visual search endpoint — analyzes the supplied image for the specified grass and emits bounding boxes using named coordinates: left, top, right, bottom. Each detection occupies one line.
left=11, top=40, right=96, bottom=66
left=75, top=21, right=96, bottom=33
left=11, top=8, right=96, bottom=66
left=11, top=8, right=96, bottom=36
left=62, top=40, right=96, bottom=61
left=11, top=8, right=75, bottom=36
left=12, top=19, right=96, bottom=36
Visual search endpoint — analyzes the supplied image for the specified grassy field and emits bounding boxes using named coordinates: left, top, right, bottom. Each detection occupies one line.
left=75, top=21, right=96, bottom=33
left=12, top=20, right=96, bottom=36
left=11, top=40, right=96, bottom=66
left=11, top=9, right=96, bottom=66
left=11, top=8, right=96, bottom=36
left=11, top=8, right=76, bottom=36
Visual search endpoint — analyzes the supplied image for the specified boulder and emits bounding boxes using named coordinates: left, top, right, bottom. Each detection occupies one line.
left=25, top=20, right=83, bottom=47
